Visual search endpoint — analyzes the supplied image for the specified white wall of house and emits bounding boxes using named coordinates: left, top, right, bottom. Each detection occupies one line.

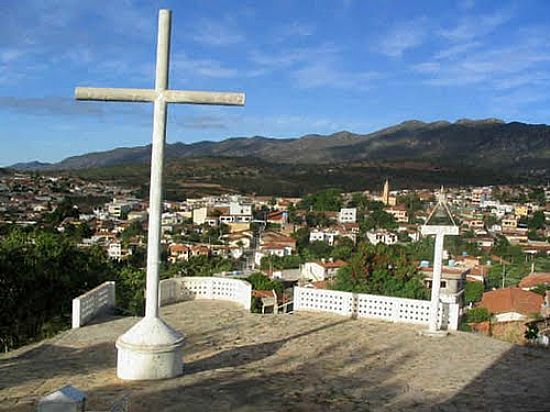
left=193, top=207, right=208, bottom=225
left=494, top=312, right=527, bottom=322
left=301, top=262, right=326, bottom=281
left=339, top=208, right=357, bottom=223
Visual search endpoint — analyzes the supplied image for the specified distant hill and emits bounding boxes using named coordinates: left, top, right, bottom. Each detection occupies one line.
left=8, top=161, right=52, bottom=171
left=11, top=119, right=550, bottom=180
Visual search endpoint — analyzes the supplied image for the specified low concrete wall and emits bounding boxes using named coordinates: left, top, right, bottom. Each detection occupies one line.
left=294, top=286, right=460, bottom=330
left=160, top=277, right=252, bottom=310
left=72, top=281, right=116, bottom=329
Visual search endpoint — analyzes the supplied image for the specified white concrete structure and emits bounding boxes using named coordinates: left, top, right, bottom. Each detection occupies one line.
left=338, top=208, right=357, bottom=223
left=72, top=281, right=116, bottom=329
left=309, top=228, right=339, bottom=246
left=420, top=188, right=460, bottom=335
left=294, top=287, right=459, bottom=330
left=159, top=277, right=252, bottom=310
left=75, top=9, right=244, bottom=380
left=301, top=260, right=346, bottom=281
left=230, top=201, right=252, bottom=216
left=421, top=225, right=459, bottom=334
left=366, top=230, right=398, bottom=245
left=192, top=207, right=208, bottom=225
left=38, top=385, right=86, bottom=412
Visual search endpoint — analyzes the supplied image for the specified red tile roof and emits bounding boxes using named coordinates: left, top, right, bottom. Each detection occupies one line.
left=479, top=288, right=543, bottom=316
left=317, top=259, right=347, bottom=269
left=519, top=273, right=550, bottom=289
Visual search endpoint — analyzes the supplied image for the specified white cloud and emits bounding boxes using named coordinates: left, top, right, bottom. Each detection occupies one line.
left=172, top=53, right=238, bottom=78
left=378, top=20, right=427, bottom=57
left=439, top=10, right=510, bottom=42
left=272, top=22, right=316, bottom=42
left=249, top=43, right=340, bottom=71
left=190, top=18, right=244, bottom=46
left=292, top=60, right=380, bottom=90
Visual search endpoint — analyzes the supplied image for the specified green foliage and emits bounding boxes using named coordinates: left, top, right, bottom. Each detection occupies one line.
left=524, top=323, right=539, bottom=341
left=166, top=255, right=235, bottom=278
left=301, top=241, right=333, bottom=260
left=299, top=189, right=342, bottom=211
left=44, top=198, right=79, bottom=225
left=331, top=237, right=355, bottom=261
left=260, top=254, right=303, bottom=270
left=487, top=263, right=528, bottom=289
left=0, top=230, right=116, bottom=351
left=362, top=209, right=398, bottom=231
left=464, top=307, right=490, bottom=323
left=396, top=192, right=423, bottom=221
left=528, top=211, right=545, bottom=231
left=291, top=227, right=310, bottom=250
left=115, top=267, right=145, bottom=316
left=464, top=281, right=484, bottom=304
left=531, top=284, right=550, bottom=296
left=491, top=235, right=524, bottom=263
left=121, top=220, right=145, bottom=243
left=528, top=188, right=546, bottom=205
left=305, top=212, right=332, bottom=228
left=246, top=272, right=284, bottom=293
left=332, top=243, right=428, bottom=300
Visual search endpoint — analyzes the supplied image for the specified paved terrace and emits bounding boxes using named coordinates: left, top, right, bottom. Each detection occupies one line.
left=1, top=301, right=549, bottom=411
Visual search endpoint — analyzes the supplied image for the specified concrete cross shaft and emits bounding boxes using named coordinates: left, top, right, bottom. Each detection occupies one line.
left=420, top=224, right=459, bottom=335
left=74, top=9, right=245, bottom=380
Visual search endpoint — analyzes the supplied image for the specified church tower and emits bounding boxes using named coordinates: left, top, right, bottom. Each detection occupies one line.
left=382, top=179, right=390, bottom=206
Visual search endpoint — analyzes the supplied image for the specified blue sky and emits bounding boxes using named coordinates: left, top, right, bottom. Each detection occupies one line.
left=1, top=0, right=550, bottom=166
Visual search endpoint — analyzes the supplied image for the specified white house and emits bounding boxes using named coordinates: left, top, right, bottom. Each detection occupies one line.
left=107, top=242, right=132, bottom=261
left=301, top=259, right=347, bottom=281
left=192, top=207, right=208, bottom=225
left=309, top=229, right=340, bottom=246
left=366, top=230, right=398, bottom=245
left=230, top=201, right=252, bottom=216
left=338, top=208, right=357, bottom=224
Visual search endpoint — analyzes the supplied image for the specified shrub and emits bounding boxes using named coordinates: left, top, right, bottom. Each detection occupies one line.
left=465, top=307, right=490, bottom=323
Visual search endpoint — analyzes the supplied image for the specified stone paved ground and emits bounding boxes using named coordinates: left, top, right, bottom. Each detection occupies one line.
left=1, top=300, right=549, bottom=411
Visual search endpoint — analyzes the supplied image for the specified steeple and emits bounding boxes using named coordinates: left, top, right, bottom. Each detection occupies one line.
left=382, top=179, right=390, bottom=206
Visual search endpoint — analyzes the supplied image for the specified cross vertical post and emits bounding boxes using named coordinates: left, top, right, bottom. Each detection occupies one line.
left=74, top=9, right=245, bottom=380
left=420, top=187, right=459, bottom=336
left=145, top=9, right=170, bottom=320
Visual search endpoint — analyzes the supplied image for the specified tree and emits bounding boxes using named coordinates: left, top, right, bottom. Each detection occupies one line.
left=115, top=267, right=146, bottom=316
left=331, top=237, right=355, bottom=261
left=299, top=189, right=342, bottom=211
left=464, top=281, right=484, bottom=304
left=246, top=272, right=283, bottom=293
left=528, top=188, right=546, bottom=205
left=332, top=243, right=428, bottom=299
left=464, top=307, right=490, bottom=323
left=302, top=241, right=333, bottom=260
left=121, top=220, right=145, bottom=244
left=0, top=230, right=116, bottom=351
left=362, top=209, right=398, bottom=231
left=528, top=211, right=545, bottom=231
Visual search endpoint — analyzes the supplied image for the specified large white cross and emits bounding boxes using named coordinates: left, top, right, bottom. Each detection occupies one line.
left=75, top=9, right=245, bottom=380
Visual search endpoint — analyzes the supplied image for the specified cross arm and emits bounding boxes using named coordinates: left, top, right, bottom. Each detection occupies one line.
left=75, top=87, right=156, bottom=103
left=164, top=90, right=245, bottom=106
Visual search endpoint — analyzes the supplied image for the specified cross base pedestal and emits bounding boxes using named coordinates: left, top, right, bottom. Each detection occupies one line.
left=418, top=329, right=449, bottom=338
left=116, top=317, right=185, bottom=380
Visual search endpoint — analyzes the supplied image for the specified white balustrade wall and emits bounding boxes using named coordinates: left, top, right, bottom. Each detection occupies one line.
left=294, top=287, right=460, bottom=330
left=160, top=277, right=252, bottom=310
left=72, top=281, right=116, bottom=329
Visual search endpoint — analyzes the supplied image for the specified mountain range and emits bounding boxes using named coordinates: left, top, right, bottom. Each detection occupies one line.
left=10, top=119, right=550, bottom=180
